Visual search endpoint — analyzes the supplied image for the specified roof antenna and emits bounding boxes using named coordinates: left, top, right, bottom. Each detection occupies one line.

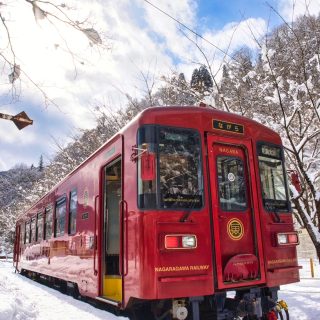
left=199, top=102, right=215, bottom=109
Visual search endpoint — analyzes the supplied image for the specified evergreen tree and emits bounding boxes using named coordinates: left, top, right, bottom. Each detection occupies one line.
left=190, top=66, right=213, bottom=93
left=189, top=65, right=214, bottom=105
left=38, top=155, right=44, bottom=172
left=198, top=66, right=213, bottom=91
left=177, top=72, right=186, bottom=85
left=190, top=68, right=200, bottom=90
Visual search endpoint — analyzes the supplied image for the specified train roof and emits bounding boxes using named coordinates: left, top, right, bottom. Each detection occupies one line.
left=134, top=106, right=279, bottom=140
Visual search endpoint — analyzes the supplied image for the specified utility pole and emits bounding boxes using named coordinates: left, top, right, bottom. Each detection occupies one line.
left=0, top=111, right=33, bottom=130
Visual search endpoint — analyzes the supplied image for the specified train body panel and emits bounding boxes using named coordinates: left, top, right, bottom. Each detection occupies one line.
left=14, top=106, right=300, bottom=319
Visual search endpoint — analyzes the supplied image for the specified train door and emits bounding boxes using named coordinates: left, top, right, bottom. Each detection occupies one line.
left=13, top=224, right=21, bottom=269
left=102, top=157, right=123, bottom=302
left=207, top=135, right=265, bottom=289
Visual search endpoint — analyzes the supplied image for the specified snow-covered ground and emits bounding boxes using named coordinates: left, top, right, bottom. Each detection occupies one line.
left=277, top=258, right=320, bottom=320
left=0, top=260, right=127, bottom=320
left=0, top=259, right=319, bottom=320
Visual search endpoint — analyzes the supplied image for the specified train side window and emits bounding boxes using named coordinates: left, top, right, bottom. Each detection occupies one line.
left=137, top=126, right=157, bottom=209
left=30, top=217, right=36, bottom=243
left=257, top=143, right=290, bottom=211
left=37, top=213, right=44, bottom=241
left=69, top=189, right=77, bottom=235
left=44, top=206, right=53, bottom=240
left=25, top=221, right=30, bottom=244
left=55, top=197, right=66, bottom=237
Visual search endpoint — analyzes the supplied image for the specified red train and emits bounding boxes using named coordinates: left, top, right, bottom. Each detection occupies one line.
left=13, top=106, right=300, bottom=320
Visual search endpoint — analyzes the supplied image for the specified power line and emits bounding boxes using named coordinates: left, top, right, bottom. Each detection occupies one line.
left=143, top=0, right=236, bottom=61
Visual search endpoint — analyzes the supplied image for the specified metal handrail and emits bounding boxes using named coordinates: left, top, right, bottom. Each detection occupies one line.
left=93, top=195, right=99, bottom=276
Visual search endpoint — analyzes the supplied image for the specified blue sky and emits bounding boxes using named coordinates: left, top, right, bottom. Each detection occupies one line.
left=0, top=0, right=319, bottom=171
left=198, top=0, right=276, bottom=28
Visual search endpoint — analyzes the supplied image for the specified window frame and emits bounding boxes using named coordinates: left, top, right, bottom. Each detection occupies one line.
left=257, top=141, right=291, bottom=212
left=68, top=189, right=78, bottom=235
left=30, top=216, right=36, bottom=243
left=25, top=221, right=30, bottom=244
left=44, top=205, right=53, bottom=240
left=36, top=212, right=44, bottom=242
left=54, top=196, right=67, bottom=237
left=137, top=124, right=204, bottom=211
left=216, top=155, right=248, bottom=212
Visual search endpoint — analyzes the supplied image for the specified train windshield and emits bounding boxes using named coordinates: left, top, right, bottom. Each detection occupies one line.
left=138, top=125, right=203, bottom=209
left=258, top=144, right=289, bottom=211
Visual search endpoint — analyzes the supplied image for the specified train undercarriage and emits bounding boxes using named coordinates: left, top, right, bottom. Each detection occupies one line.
left=130, top=287, right=288, bottom=320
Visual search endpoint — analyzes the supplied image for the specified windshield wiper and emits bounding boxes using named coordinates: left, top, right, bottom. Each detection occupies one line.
left=180, top=210, right=193, bottom=222
left=266, top=203, right=282, bottom=223
left=180, top=189, right=201, bottom=222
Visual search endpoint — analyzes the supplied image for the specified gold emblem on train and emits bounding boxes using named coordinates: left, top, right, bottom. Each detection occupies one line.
left=227, top=218, right=244, bottom=240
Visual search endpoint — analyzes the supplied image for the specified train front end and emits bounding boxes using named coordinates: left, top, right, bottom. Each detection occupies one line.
left=126, top=107, right=300, bottom=320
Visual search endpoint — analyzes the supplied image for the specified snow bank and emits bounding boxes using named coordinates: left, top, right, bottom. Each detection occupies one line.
left=279, top=279, right=320, bottom=320
left=0, top=261, right=127, bottom=320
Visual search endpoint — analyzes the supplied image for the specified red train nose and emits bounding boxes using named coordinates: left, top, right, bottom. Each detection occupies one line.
left=223, top=254, right=259, bottom=282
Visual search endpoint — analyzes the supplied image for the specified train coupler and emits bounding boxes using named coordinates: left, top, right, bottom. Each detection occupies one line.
left=172, top=299, right=188, bottom=320
left=275, top=299, right=289, bottom=320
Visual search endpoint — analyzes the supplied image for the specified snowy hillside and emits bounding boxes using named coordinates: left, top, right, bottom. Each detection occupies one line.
left=0, top=165, right=42, bottom=208
left=0, top=165, right=44, bottom=253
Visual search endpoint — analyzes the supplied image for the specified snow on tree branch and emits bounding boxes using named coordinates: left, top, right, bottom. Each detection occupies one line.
left=0, top=0, right=108, bottom=107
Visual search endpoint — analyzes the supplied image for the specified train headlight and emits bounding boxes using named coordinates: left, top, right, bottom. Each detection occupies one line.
left=277, top=234, right=288, bottom=245
left=182, top=235, right=197, bottom=248
left=277, top=232, right=299, bottom=246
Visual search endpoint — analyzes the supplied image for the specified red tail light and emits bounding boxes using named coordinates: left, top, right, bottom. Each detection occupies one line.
left=288, top=233, right=298, bottom=244
left=165, top=236, right=180, bottom=249
left=164, top=235, right=197, bottom=249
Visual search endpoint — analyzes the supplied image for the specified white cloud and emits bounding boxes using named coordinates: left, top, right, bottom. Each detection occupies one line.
left=0, top=0, right=183, bottom=169
left=206, top=18, right=267, bottom=52
left=186, top=17, right=264, bottom=71
left=0, top=0, right=274, bottom=169
left=0, top=0, right=267, bottom=122
left=141, top=0, right=198, bottom=60
left=140, top=1, right=267, bottom=80
left=278, top=0, right=320, bottom=21
left=175, top=17, right=267, bottom=83
left=0, top=126, right=37, bottom=145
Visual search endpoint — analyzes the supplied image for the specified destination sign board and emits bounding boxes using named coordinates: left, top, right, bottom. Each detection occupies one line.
left=213, top=120, right=244, bottom=134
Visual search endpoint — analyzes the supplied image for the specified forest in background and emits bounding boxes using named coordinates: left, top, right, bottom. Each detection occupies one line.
left=0, top=14, right=319, bottom=259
